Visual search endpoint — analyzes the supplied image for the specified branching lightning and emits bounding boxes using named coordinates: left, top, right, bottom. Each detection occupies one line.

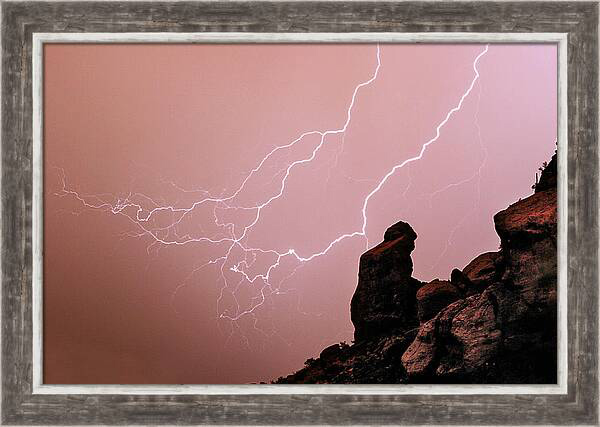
left=56, top=44, right=489, bottom=343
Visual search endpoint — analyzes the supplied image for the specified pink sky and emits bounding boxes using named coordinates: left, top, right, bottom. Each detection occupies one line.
left=43, top=43, right=557, bottom=384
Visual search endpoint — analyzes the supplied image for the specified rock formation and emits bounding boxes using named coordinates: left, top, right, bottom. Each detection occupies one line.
left=350, top=221, right=421, bottom=342
left=275, top=152, right=557, bottom=384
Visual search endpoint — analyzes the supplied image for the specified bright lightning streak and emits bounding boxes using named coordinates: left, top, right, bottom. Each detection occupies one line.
left=57, top=44, right=489, bottom=334
left=288, top=44, right=489, bottom=263
left=430, top=76, right=488, bottom=270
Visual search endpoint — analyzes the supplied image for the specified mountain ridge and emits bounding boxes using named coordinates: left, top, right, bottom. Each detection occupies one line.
left=275, top=152, right=557, bottom=384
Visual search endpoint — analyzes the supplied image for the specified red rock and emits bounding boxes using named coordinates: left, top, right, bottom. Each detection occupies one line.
left=401, top=318, right=437, bottom=377
left=494, top=190, right=556, bottom=246
left=416, top=280, right=461, bottom=322
left=462, top=251, right=501, bottom=289
left=277, top=154, right=557, bottom=384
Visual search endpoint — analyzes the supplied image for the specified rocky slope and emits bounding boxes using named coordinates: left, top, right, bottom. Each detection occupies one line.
left=275, top=153, right=557, bottom=384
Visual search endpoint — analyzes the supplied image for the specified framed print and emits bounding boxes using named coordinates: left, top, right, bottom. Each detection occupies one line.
left=1, top=1, right=598, bottom=425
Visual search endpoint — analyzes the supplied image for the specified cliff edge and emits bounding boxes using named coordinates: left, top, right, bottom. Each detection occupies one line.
left=275, top=153, right=557, bottom=384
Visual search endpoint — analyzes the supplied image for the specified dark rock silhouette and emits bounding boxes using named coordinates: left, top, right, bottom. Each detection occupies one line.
left=461, top=251, right=501, bottom=291
left=416, top=280, right=461, bottom=323
left=534, top=151, right=557, bottom=193
left=275, top=154, right=557, bottom=384
left=351, top=221, right=421, bottom=343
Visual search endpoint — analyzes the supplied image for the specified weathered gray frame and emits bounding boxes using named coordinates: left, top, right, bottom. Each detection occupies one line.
left=30, top=31, right=570, bottom=397
left=1, top=1, right=598, bottom=425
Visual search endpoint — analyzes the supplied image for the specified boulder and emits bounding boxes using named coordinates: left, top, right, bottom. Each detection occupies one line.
left=461, top=251, right=502, bottom=292
left=416, top=280, right=461, bottom=322
left=401, top=318, right=437, bottom=377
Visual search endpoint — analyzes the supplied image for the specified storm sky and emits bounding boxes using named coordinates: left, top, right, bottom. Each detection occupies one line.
left=43, top=43, right=556, bottom=384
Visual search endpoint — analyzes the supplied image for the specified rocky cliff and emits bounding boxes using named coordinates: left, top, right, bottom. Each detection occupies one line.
left=275, top=153, right=557, bottom=384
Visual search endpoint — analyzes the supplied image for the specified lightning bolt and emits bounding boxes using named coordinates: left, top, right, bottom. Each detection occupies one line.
left=287, top=44, right=489, bottom=260
left=56, top=44, right=489, bottom=346
left=428, top=76, right=488, bottom=271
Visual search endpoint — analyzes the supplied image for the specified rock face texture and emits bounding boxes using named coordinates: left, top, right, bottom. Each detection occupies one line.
left=458, top=251, right=501, bottom=292
left=275, top=153, right=557, bottom=384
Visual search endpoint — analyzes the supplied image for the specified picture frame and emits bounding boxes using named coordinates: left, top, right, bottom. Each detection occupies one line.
left=1, top=1, right=598, bottom=424
left=30, top=30, right=568, bottom=394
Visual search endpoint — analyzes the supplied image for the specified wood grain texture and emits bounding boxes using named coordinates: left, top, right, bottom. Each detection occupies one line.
left=1, top=1, right=598, bottom=424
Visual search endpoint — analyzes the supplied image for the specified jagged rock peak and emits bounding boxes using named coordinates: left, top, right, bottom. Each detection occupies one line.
left=535, top=151, right=557, bottom=193
left=383, top=220, right=417, bottom=242
left=350, top=221, right=421, bottom=343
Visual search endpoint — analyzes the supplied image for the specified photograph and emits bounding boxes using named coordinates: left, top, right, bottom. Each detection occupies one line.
left=42, top=42, right=557, bottom=385
left=2, top=1, right=598, bottom=424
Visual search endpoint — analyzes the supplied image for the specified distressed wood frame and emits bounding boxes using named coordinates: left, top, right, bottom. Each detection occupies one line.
left=1, top=1, right=598, bottom=425
left=30, top=31, right=570, bottom=397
